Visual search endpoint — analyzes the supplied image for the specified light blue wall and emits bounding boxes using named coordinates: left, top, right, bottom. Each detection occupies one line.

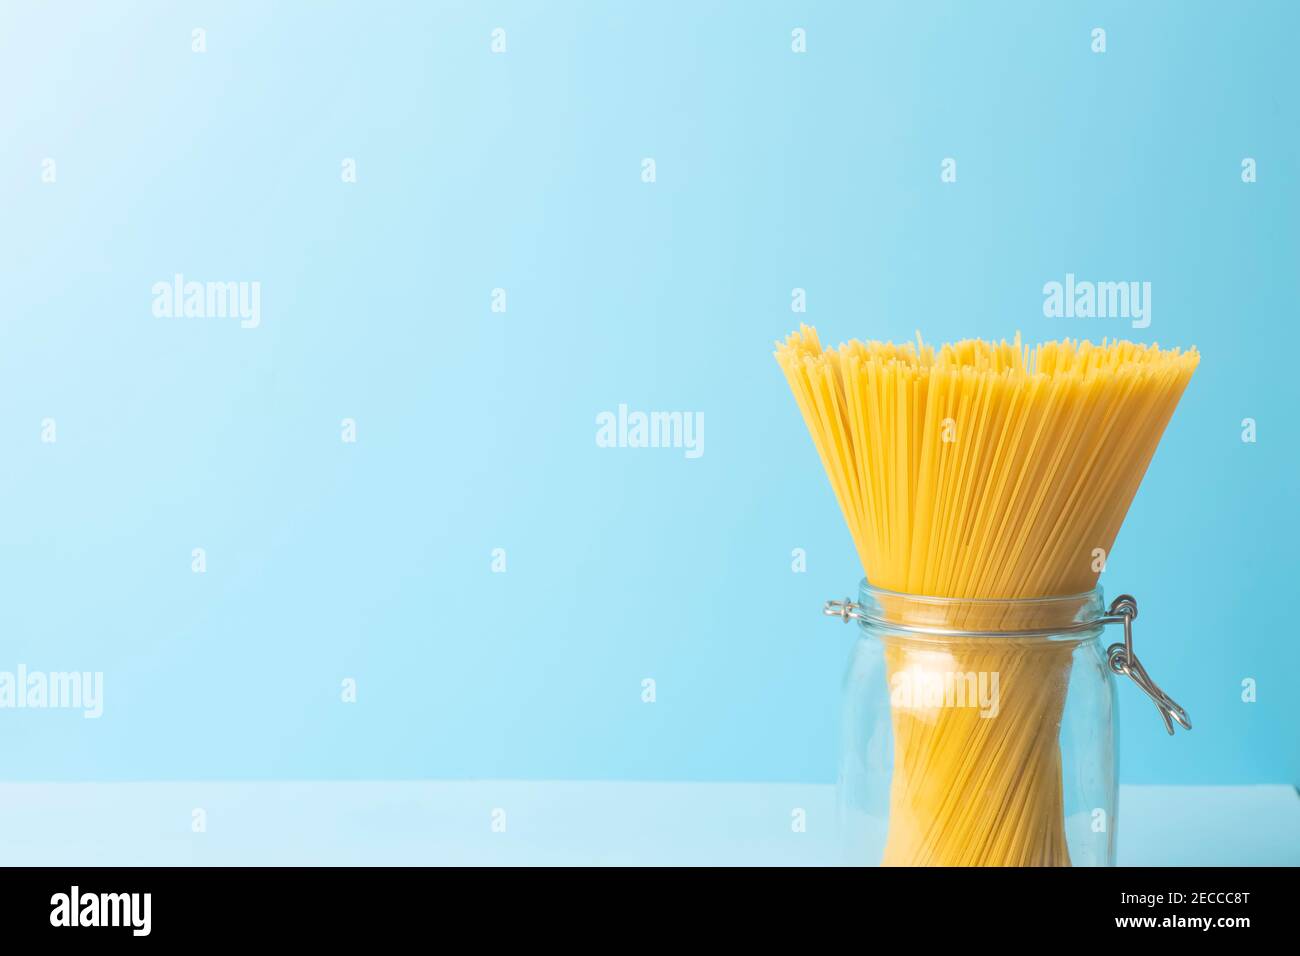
left=1, top=1, right=1294, bottom=784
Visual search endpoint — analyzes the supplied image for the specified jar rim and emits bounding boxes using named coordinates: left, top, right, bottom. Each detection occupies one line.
left=854, top=580, right=1108, bottom=637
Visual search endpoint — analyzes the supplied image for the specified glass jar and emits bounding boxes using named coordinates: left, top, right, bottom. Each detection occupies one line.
left=833, top=582, right=1134, bottom=867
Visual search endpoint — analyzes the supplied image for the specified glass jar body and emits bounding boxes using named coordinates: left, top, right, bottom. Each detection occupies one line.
left=837, top=583, right=1119, bottom=867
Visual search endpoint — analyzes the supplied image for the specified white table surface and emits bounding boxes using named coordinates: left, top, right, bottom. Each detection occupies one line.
left=0, top=782, right=1294, bottom=866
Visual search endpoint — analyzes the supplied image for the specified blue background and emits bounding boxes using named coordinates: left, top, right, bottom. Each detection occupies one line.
left=0, top=0, right=1294, bottom=786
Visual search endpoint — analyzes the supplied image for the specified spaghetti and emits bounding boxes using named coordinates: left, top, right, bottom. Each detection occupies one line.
left=775, top=325, right=1197, bottom=865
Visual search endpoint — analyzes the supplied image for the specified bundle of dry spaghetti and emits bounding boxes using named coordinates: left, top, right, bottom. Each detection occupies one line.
left=775, top=325, right=1197, bottom=866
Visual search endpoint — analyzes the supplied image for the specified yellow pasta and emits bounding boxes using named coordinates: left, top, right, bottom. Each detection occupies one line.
left=775, top=325, right=1198, bottom=866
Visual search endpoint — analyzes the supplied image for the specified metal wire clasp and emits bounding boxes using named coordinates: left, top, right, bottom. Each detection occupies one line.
left=824, top=598, right=865, bottom=624
left=823, top=592, right=1191, bottom=735
left=1100, top=595, right=1191, bottom=736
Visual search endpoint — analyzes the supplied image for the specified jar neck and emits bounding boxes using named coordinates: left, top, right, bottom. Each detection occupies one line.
left=857, top=581, right=1105, bottom=638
